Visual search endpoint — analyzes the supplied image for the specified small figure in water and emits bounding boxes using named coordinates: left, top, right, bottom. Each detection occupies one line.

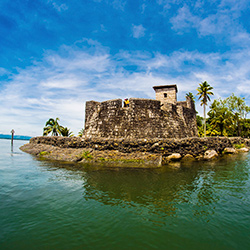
left=124, top=98, right=129, bottom=107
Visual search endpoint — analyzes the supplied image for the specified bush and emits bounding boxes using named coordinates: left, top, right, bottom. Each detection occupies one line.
left=233, top=143, right=245, bottom=149
left=82, top=151, right=93, bottom=160
left=39, top=151, right=50, bottom=156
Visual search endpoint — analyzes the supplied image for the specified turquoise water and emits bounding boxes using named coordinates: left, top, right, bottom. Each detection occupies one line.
left=1, top=139, right=250, bottom=250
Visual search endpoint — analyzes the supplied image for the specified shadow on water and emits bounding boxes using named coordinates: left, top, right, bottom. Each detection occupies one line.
left=37, top=152, right=250, bottom=222
left=10, top=151, right=23, bottom=156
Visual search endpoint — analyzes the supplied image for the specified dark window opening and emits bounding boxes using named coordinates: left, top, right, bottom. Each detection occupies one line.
left=164, top=93, right=167, bottom=98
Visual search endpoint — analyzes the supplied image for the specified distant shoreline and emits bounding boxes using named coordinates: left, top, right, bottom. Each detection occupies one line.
left=0, top=138, right=31, bottom=141
left=0, top=134, right=31, bottom=141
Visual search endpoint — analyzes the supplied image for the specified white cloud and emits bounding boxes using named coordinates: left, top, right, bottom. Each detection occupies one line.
left=93, top=0, right=126, bottom=10
left=48, top=0, right=68, bottom=12
left=141, top=3, right=146, bottom=14
left=100, top=24, right=107, bottom=32
left=0, top=67, right=9, bottom=75
left=132, top=24, right=146, bottom=39
left=169, top=1, right=250, bottom=48
left=112, top=0, right=126, bottom=10
left=170, top=5, right=198, bottom=32
left=1, top=38, right=250, bottom=136
left=40, top=77, right=83, bottom=89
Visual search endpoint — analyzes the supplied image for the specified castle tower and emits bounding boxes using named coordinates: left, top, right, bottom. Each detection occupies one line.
left=153, top=84, right=178, bottom=105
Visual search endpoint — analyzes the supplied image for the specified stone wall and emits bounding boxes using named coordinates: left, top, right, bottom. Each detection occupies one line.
left=154, top=86, right=177, bottom=104
left=29, top=136, right=250, bottom=157
left=84, top=97, right=198, bottom=139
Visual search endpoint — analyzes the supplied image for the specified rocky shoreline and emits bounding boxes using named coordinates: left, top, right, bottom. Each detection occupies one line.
left=20, top=136, right=250, bottom=168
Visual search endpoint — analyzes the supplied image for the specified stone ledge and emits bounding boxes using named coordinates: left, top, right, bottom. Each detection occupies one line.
left=20, top=136, right=250, bottom=167
left=28, top=136, right=250, bottom=155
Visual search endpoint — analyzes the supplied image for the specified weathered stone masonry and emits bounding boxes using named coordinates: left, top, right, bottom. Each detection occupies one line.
left=28, top=136, right=250, bottom=156
left=84, top=85, right=198, bottom=139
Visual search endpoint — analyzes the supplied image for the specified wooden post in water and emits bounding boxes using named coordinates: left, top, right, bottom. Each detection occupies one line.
left=11, top=129, right=15, bottom=151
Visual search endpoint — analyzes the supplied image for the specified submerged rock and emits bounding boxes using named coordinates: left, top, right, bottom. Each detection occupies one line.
left=181, top=154, right=195, bottom=161
left=168, top=162, right=181, bottom=169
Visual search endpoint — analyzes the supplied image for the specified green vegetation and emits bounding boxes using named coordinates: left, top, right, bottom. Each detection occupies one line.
left=78, top=128, right=84, bottom=137
left=233, top=143, right=245, bottom=149
left=39, top=151, right=50, bottom=156
left=207, top=98, right=231, bottom=136
left=196, top=115, right=204, bottom=136
left=60, top=127, right=74, bottom=137
left=82, top=151, right=93, bottom=160
left=197, top=81, right=214, bottom=137
left=98, top=157, right=106, bottom=161
left=43, top=118, right=63, bottom=136
left=43, top=118, right=74, bottom=137
left=196, top=92, right=250, bottom=137
left=186, top=92, right=195, bottom=102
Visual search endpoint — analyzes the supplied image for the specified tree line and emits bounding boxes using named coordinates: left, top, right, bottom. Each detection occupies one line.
left=43, top=118, right=84, bottom=137
left=193, top=81, right=250, bottom=138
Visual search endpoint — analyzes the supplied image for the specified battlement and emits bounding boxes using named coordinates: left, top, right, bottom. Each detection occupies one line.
left=84, top=87, right=198, bottom=139
left=86, top=98, right=160, bottom=109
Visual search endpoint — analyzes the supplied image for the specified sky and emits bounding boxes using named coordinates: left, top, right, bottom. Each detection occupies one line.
left=1, top=0, right=250, bottom=136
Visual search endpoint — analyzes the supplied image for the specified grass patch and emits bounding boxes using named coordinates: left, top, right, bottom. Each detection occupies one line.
left=82, top=151, right=93, bottom=160
left=233, top=143, right=245, bottom=149
left=98, top=157, right=106, bottom=161
left=39, top=151, right=50, bottom=156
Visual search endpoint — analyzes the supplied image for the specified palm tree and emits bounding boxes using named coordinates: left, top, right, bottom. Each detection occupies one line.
left=43, top=118, right=63, bottom=136
left=197, top=81, right=214, bottom=137
left=61, top=127, right=74, bottom=137
left=208, top=99, right=231, bottom=136
left=78, top=128, right=84, bottom=137
left=186, top=92, right=195, bottom=102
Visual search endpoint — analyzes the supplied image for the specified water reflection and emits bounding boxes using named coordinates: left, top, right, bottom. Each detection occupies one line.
left=39, top=153, right=250, bottom=222
left=2, top=139, right=250, bottom=249
left=84, top=168, right=188, bottom=207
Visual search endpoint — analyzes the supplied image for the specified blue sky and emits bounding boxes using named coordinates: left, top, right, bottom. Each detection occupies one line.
left=1, top=0, right=250, bottom=136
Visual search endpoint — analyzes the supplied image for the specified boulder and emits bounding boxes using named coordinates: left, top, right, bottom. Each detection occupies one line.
left=166, top=153, right=182, bottom=161
left=223, top=147, right=237, bottom=154
left=181, top=154, right=195, bottom=161
left=237, top=147, right=249, bottom=153
left=204, top=150, right=218, bottom=160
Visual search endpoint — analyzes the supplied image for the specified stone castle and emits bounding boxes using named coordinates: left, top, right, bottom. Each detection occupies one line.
left=84, top=85, right=198, bottom=139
